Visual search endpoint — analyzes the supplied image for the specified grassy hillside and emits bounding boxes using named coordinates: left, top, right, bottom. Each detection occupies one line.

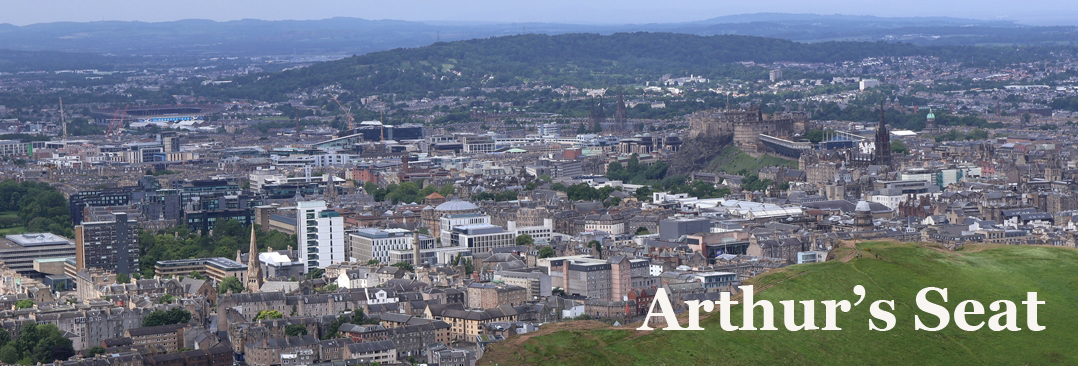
left=482, top=241, right=1078, bottom=365
left=707, top=145, right=798, bottom=173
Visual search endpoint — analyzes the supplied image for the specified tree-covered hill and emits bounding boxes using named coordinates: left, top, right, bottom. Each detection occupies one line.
left=184, top=32, right=1070, bottom=102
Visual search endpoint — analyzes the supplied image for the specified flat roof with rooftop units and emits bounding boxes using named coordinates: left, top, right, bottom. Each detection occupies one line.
left=0, top=233, right=76, bottom=275
left=155, top=257, right=248, bottom=282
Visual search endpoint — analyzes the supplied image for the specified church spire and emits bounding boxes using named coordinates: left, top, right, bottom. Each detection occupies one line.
left=245, top=225, right=263, bottom=292
left=874, top=100, right=892, bottom=168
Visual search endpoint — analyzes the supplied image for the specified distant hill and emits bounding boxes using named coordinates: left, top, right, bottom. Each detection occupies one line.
left=694, top=13, right=1015, bottom=26
left=481, top=241, right=1078, bottom=365
left=0, top=13, right=1073, bottom=58
left=187, top=32, right=1064, bottom=102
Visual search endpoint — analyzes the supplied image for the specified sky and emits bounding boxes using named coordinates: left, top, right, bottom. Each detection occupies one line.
left=2, top=0, right=1077, bottom=26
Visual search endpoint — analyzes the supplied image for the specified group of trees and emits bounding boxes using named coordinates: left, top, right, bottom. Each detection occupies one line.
left=1050, top=96, right=1078, bottom=112
left=138, top=220, right=295, bottom=279
left=218, top=276, right=244, bottom=294
left=254, top=310, right=284, bottom=321
left=667, top=180, right=732, bottom=199
left=284, top=324, right=308, bottom=337
left=740, top=174, right=775, bottom=193
left=810, top=102, right=998, bottom=131
left=553, top=183, right=621, bottom=205
left=537, top=246, right=556, bottom=259
left=362, top=181, right=455, bottom=204
left=322, top=310, right=378, bottom=340
left=515, top=233, right=534, bottom=246
left=934, top=128, right=990, bottom=142
left=451, top=253, right=475, bottom=275
left=606, top=154, right=669, bottom=185
left=142, top=308, right=192, bottom=327
left=472, top=190, right=519, bottom=202
left=0, top=324, right=75, bottom=365
left=0, top=180, right=73, bottom=237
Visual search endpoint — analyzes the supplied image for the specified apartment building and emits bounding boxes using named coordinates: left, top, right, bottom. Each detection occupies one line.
left=75, top=212, right=139, bottom=275
left=297, top=200, right=345, bottom=272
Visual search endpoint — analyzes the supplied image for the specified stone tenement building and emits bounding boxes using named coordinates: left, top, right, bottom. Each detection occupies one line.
left=26, top=306, right=156, bottom=350
left=688, top=108, right=807, bottom=157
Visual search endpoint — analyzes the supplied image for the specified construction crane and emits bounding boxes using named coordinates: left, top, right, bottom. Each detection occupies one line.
left=330, top=94, right=355, bottom=131
left=107, top=104, right=129, bottom=141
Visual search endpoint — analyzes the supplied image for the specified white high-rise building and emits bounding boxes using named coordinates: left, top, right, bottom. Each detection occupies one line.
left=296, top=200, right=345, bottom=273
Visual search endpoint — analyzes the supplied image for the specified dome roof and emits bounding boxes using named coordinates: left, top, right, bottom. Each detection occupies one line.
left=435, top=200, right=479, bottom=212
left=855, top=200, right=872, bottom=212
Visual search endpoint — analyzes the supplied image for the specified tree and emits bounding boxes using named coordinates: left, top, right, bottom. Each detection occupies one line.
left=635, top=227, right=651, bottom=235
left=515, top=233, right=534, bottom=246
left=391, top=262, right=414, bottom=272
left=537, top=246, right=555, bottom=259
left=159, top=294, right=176, bottom=304
left=142, top=308, right=192, bottom=327
left=218, top=276, right=244, bottom=294
left=84, top=346, right=107, bottom=358
left=0, top=344, right=17, bottom=364
left=627, top=154, right=640, bottom=173
left=306, top=268, right=325, bottom=280
left=890, top=139, right=909, bottom=154
left=588, top=240, right=602, bottom=257
left=804, top=129, right=826, bottom=143
left=322, top=315, right=350, bottom=340
left=13, top=299, right=33, bottom=309
left=115, top=273, right=130, bottom=284
left=634, top=186, right=652, bottom=202
left=285, top=324, right=308, bottom=337
left=254, top=310, right=284, bottom=321
left=350, top=308, right=378, bottom=325
left=187, top=271, right=206, bottom=280
left=366, top=259, right=380, bottom=265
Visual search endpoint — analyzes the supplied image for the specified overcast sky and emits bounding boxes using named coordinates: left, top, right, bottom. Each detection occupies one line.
left=2, top=0, right=1077, bottom=26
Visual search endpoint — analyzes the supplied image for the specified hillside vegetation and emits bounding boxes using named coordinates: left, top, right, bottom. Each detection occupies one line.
left=187, top=33, right=1066, bottom=101
left=669, top=137, right=796, bottom=176
left=707, top=145, right=798, bottom=173
left=482, top=241, right=1078, bottom=365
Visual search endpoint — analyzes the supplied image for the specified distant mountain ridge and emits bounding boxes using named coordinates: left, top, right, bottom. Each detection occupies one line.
left=694, top=12, right=1017, bottom=26
left=0, top=13, right=1070, bottom=58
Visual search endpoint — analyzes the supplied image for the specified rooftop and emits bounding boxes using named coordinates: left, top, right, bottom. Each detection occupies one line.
left=1, top=233, right=73, bottom=248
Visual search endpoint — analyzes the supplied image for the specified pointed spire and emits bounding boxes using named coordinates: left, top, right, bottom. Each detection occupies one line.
left=246, top=225, right=263, bottom=292
left=249, top=225, right=258, bottom=260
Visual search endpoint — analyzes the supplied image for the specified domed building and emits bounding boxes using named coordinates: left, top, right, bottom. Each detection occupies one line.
left=854, top=200, right=874, bottom=231
left=919, top=108, right=940, bottom=135
left=421, top=199, right=482, bottom=235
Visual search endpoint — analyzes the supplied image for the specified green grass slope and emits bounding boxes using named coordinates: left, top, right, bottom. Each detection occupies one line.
left=482, top=242, right=1078, bottom=365
left=707, top=145, right=798, bottom=173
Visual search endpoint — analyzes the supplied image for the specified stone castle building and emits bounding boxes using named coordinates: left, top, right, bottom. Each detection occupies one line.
left=688, top=107, right=807, bottom=157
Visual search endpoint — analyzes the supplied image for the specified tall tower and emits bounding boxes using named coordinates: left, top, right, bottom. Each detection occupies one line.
left=325, top=171, right=337, bottom=202
left=413, top=230, right=421, bottom=267
left=614, top=89, right=628, bottom=131
left=245, top=225, right=263, bottom=292
left=874, top=101, right=892, bottom=168
left=588, top=97, right=606, bottom=132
